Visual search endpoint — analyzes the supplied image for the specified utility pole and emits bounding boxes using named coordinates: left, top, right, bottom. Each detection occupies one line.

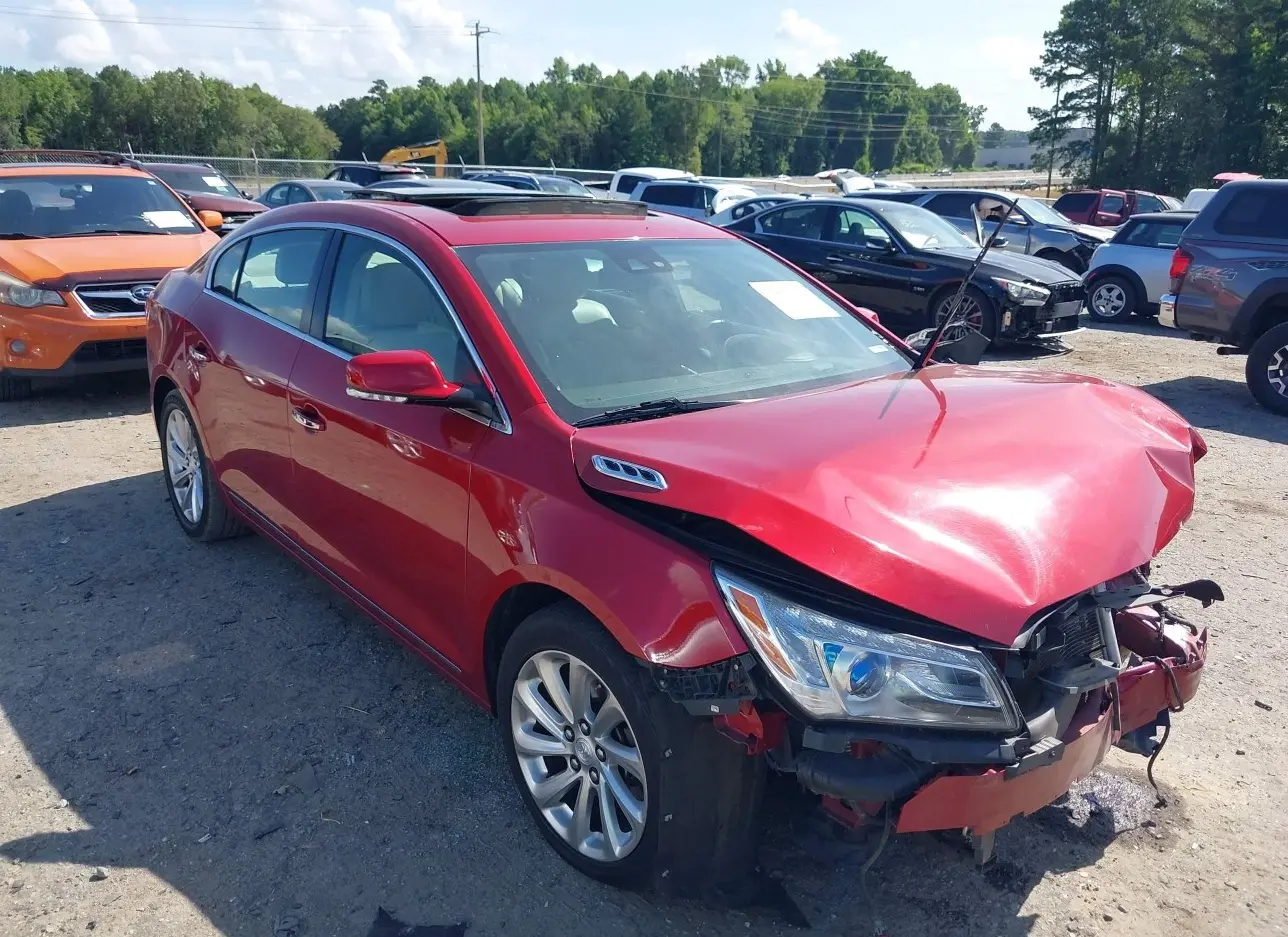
left=470, top=21, right=494, bottom=166
left=1045, top=79, right=1064, bottom=200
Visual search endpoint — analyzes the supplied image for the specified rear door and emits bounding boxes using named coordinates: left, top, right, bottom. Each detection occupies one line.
left=740, top=202, right=835, bottom=276
left=1096, top=191, right=1128, bottom=226
left=286, top=231, right=490, bottom=666
left=184, top=227, right=331, bottom=531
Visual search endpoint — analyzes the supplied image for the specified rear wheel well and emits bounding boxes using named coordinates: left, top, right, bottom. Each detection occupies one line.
left=152, top=375, right=177, bottom=429
left=1250, top=295, right=1288, bottom=340
left=483, top=583, right=586, bottom=710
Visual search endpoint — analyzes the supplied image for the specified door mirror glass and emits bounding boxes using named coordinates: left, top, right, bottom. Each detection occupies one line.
left=345, top=349, right=463, bottom=403
left=864, top=236, right=895, bottom=252
left=197, top=209, right=224, bottom=230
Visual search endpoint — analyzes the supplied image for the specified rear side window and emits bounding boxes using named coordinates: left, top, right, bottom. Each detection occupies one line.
left=759, top=204, right=829, bottom=240
left=1101, top=194, right=1126, bottom=213
left=1053, top=192, right=1096, bottom=214
left=641, top=184, right=702, bottom=208
left=922, top=193, right=979, bottom=217
left=211, top=240, right=248, bottom=297
left=615, top=174, right=647, bottom=196
left=1122, top=220, right=1189, bottom=248
left=235, top=229, right=329, bottom=330
left=322, top=235, right=475, bottom=383
left=1213, top=188, right=1288, bottom=238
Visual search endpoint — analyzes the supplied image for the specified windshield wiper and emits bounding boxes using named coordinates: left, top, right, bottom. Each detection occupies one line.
left=573, top=397, right=737, bottom=428
left=55, top=228, right=173, bottom=237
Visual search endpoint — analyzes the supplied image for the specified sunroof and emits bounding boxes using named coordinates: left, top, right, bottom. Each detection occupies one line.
left=349, top=187, right=648, bottom=217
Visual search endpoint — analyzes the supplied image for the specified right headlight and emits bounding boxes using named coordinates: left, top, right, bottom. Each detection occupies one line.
left=0, top=271, right=66, bottom=309
left=993, top=277, right=1050, bottom=306
left=715, top=568, right=1021, bottom=732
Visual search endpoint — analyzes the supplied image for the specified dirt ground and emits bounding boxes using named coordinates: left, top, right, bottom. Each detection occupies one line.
left=1, top=321, right=1285, bottom=937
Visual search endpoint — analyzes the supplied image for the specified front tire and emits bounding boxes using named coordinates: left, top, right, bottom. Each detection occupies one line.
left=158, top=390, right=247, bottom=540
left=933, top=284, right=998, bottom=344
left=497, top=602, right=763, bottom=897
left=1246, top=322, right=1288, bottom=416
left=1087, top=275, right=1138, bottom=322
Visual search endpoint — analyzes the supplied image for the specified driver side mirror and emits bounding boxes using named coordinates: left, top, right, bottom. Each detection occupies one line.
left=992, top=236, right=1009, bottom=248
left=242, top=190, right=253, bottom=200
left=197, top=210, right=224, bottom=231
left=346, top=349, right=493, bottom=417
left=865, top=236, right=895, bottom=252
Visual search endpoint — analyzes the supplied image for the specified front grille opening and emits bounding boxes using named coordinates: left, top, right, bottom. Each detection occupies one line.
left=74, top=283, right=158, bottom=317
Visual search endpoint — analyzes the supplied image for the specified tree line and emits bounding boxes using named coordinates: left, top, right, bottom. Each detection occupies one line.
left=0, top=54, right=982, bottom=176
left=1030, top=0, right=1288, bottom=192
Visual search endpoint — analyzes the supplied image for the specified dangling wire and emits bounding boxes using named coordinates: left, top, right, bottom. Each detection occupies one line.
left=859, top=803, right=893, bottom=937
left=1147, top=723, right=1172, bottom=808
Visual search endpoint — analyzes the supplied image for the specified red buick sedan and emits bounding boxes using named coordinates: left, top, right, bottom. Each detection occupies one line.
left=146, top=188, right=1215, bottom=898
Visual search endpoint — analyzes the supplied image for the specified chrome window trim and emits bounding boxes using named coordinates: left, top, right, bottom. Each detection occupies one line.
left=202, top=221, right=513, bottom=434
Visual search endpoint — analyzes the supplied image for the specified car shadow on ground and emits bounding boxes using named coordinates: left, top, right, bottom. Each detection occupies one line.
left=1140, top=376, right=1288, bottom=445
left=0, top=374, right=150, bottom=430
left=0, top=474, right=1191, bottom=937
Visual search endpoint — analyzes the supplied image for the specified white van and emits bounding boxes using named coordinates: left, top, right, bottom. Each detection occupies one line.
left=607, top=167, right=694, bottom=199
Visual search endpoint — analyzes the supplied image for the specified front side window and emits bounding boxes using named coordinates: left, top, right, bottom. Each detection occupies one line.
left=833, top=208, right=890, bottom=246
left=0, top=173, right=201, bottom=238
left=287, top=185, right=312, bottom=205
left=616, top=174, right=647, bottom=196
left=758, top=204, right=829, bottom=240
left=265, top=185, right=290, bottom=207
left=922, top=192, right=978, bottom=218
left=235, top=229, right=328, bottom=329
left=457, top=238, right=908, bottom=424
left=1101, top=194, right=1126, bottom=214
left=323, top=235, right=475, bottom=384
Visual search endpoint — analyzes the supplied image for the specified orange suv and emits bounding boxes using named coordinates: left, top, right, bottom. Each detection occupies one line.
left=0, top=151, right=222, bottom=401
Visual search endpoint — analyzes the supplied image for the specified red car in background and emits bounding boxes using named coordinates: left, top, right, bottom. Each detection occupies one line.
left=144, top=186, right=1217, bottom=903
left=139, top=161, right=267, bottom=237
left=1052, top=188, right=1173, bottom=226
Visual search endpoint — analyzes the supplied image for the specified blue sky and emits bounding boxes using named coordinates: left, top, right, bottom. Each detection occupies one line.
left=1, top=0, right=1063, bottom=129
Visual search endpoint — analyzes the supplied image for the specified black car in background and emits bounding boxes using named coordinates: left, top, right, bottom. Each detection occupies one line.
left=859, top=188, right=1112, bottom=273
left=724, top=197, right=1085, bottom=344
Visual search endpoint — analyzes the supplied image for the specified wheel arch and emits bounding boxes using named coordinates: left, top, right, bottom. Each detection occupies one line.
left=1236, top=281, right=1288, bottom=344
left=482, top=582, right=597, bottom=712
left=1085, top=264, right=1147, bottom=307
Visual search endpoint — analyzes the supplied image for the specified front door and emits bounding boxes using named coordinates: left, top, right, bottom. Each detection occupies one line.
left=816, top=206, right=919, bottom=326
left=286, top=232, right=487, bottom=666
left=185, top=227, right=331, bottom=531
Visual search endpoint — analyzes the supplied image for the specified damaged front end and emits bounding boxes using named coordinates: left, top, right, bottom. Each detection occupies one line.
left=656, top=568, right=1219, bottom=864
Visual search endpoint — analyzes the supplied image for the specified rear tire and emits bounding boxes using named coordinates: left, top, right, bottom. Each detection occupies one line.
left=1246, top=322, right=1288, bottom=416
left=1087, top=275, right=1138, bottom=323
left=0, top=371, right=32, bottom=402
left=158, top=390, right=247, bottom=540
left=497, top=601, right=764, bottom=898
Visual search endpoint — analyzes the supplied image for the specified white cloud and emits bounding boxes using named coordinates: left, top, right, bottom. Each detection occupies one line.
left=773, top=8, right=840, bottom=72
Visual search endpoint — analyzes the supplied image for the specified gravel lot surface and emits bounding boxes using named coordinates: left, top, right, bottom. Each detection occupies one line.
left=1, top=322, right=1285, bottom=937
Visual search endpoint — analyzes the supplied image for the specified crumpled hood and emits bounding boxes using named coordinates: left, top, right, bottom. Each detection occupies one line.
left=1073, top=223, right=1114, bottom=241
left=573, top=367, right=1204, bottom=644
left=936, top=246, right=1082, bottom=285
left=4, top=233, right=219, bottom=289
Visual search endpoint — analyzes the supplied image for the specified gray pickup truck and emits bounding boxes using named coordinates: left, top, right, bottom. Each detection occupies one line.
left=1160, top=179, right=1288, bottom=415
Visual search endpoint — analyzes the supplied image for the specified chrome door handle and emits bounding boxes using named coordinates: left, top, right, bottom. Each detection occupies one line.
left=825, top=254, right=852, bottom=264
left=189, top=344, right=210, bottom=363
left=291, top=407, right=325, bottom=431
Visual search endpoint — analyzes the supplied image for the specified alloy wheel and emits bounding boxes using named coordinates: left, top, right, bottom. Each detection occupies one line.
left=1268, top=344, right=1288, bottom=397
left=1091, top=282, right=1128, bottom=319
left=937, top=293, right=983, bottom=333
left=165, top=408, right=205, bottom=525
left=510, top=650, right=648, bottom=863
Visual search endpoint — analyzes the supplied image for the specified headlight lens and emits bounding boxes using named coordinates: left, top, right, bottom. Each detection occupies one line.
left=993, top=277, right=1050, bottom=306
left=0, top=271, right=66, bottom=309
left=715, top=568, right=1020, bottom=731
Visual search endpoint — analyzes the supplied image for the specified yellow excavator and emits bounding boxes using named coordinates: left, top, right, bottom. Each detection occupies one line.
left=379, top=140, right=448, bottom=177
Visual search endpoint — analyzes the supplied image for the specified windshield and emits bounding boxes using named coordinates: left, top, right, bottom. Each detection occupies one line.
left=537, top=176, right=591, bottom=195
left=149, top=167, right=240, bottom=197
left=859, top=199, right=977, bottom=250
left=457, top=238, right=908, bottom=424
left=1015, top=196, right=1072, bottom=226
left=0, top=173, right=201, bottom=237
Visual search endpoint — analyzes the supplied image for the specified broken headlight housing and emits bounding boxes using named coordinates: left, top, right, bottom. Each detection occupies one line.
left=993, top=277, right=1050, bottom=306
left=715, top=568, right=1021, bottom=731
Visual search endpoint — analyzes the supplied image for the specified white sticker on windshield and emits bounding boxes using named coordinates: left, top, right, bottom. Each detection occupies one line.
left=142, top=210, right=194, bottom=229
left=869, top=344, right=891, bottom=352
left=202, top=175, right=226, bottom=187
left=750, top=280, right=841, bottom=320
